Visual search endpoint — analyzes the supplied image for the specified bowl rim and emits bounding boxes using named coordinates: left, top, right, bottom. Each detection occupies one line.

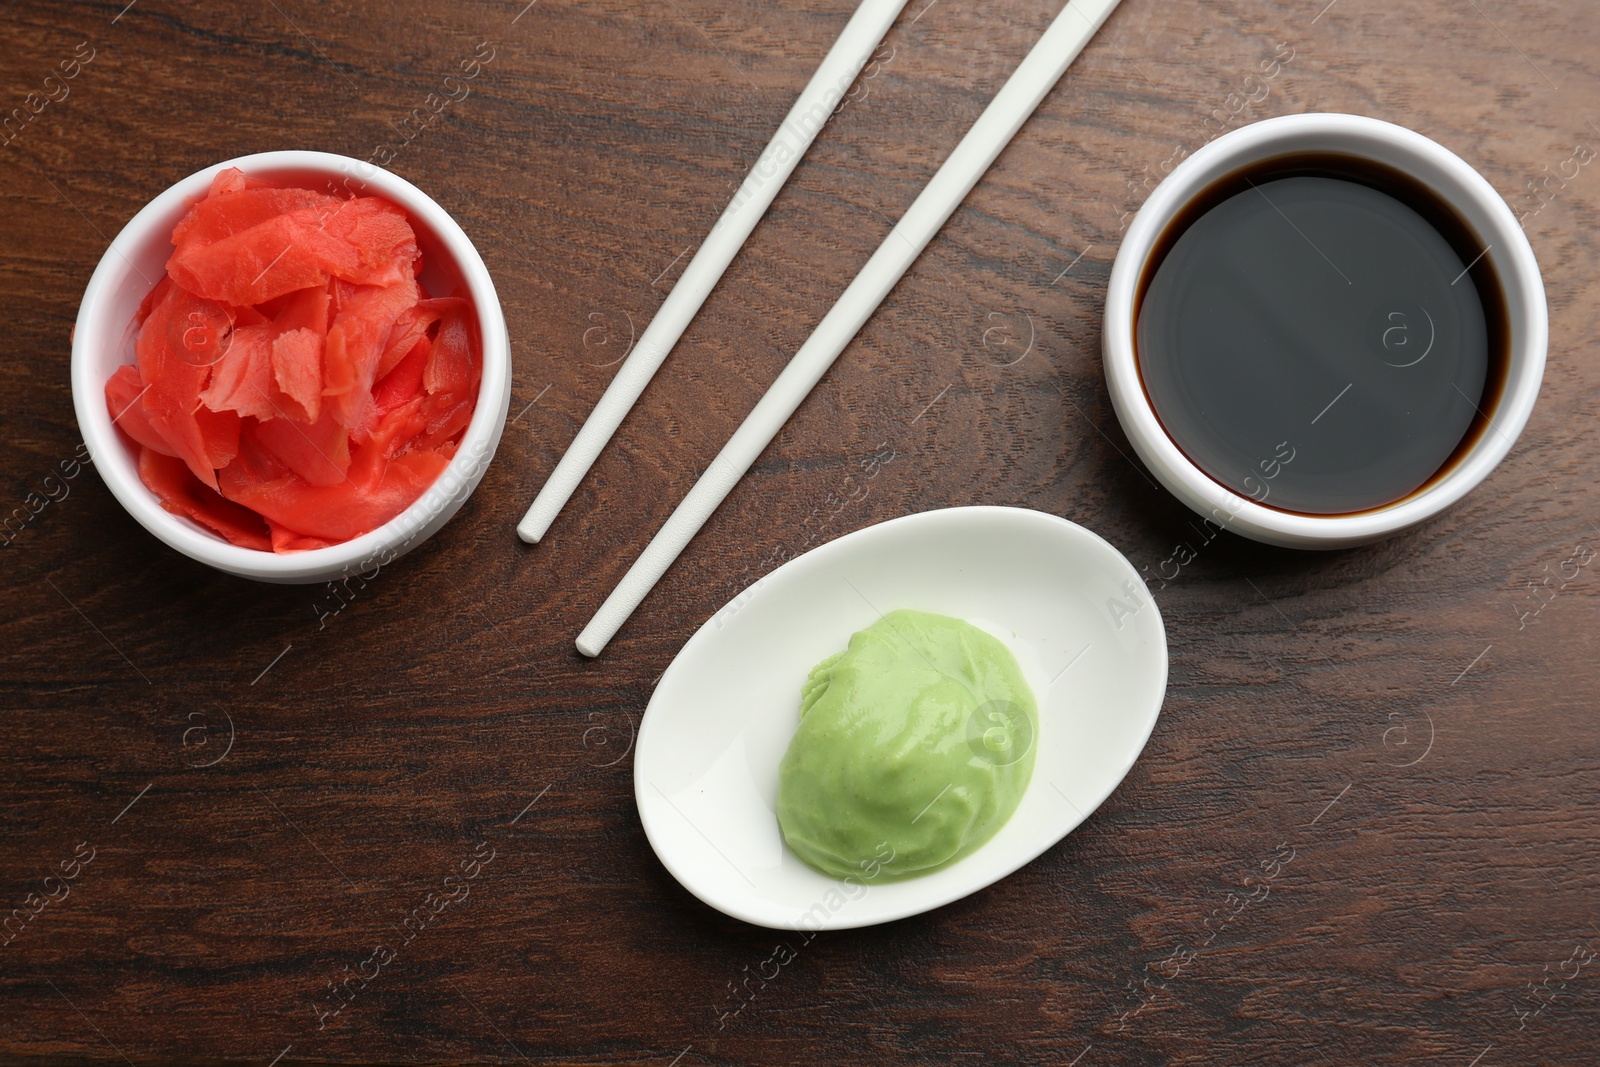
left=70, top=149, right=511, bottom=581
left=1102, top=113, right=1548, bottom=549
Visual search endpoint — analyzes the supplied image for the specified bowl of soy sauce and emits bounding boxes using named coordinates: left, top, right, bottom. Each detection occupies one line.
left=1102, top=114, right=1546, bottom=549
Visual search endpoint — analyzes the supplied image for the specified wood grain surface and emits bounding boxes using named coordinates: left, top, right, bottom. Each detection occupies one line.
left=3, top=0, right=1598, bottom=1064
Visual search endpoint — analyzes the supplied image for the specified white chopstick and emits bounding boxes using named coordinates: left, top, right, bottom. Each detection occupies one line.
left=517, top=0, right=910, bottom=544
left=576, top=0, right=1124, bottom=656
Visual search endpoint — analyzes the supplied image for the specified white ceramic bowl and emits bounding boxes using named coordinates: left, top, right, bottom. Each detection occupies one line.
left=1103, top=114, right=1547, bottom=549
left=70, top=151, right=511, bottom=583
left=635, top=506, right=1167, bottom=929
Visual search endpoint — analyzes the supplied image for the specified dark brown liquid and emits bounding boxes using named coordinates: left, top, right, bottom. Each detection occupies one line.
left=1135, top=153, right=1509, bottom=515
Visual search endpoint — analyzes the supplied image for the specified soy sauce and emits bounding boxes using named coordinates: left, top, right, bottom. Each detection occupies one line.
left=1135, top=153, right=1509, bottom=515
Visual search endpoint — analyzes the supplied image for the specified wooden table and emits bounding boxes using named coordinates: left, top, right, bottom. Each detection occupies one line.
left=3, top=0, right=1597, bottom=1063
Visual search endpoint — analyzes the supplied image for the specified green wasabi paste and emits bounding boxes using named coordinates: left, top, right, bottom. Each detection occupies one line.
left=776, top=609, right=1038, bottom=882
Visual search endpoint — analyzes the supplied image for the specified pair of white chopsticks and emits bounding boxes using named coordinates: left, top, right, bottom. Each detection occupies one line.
left=520, top=0, right=1125, bottom=656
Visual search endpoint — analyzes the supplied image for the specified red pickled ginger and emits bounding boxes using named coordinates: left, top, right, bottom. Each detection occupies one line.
left=104, top=168, right=481, bottom=553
